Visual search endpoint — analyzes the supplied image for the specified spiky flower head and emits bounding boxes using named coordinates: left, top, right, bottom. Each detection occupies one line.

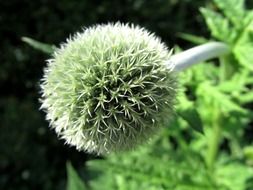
left=40, top=23, right=177, bottom=155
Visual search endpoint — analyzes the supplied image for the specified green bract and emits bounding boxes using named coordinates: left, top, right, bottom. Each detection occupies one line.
left=40, top=23, right=177, bottom=154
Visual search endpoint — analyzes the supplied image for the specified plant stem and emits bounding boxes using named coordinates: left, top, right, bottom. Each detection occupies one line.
left=206, top=56, right=232, bottom=170
left=169, top=42, right=229, bottom=71
left=206, top=108, right=222, bottom=171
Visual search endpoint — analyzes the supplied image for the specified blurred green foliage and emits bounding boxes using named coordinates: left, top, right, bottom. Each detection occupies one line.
left=66, top=162, right=87, bottom=190
left=2, top=0, right=253, bottom=190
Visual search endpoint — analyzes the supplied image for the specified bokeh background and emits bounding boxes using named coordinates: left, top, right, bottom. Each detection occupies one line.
left=2, top=1, right=252, bottom=190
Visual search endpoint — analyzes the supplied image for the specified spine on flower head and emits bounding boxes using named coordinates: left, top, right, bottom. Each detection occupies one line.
left=40, top=23, right=177, bottom=155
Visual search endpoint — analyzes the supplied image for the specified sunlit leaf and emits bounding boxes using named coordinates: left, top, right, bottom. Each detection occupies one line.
left=200, top=8, right=235, bottom=43
left=213, top=0, right=245, bottom=28
left=233, top=21, right=253, bottom=70
left=216, top=161, right=253, bottom=190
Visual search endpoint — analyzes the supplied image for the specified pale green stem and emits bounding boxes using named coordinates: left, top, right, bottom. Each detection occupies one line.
left=167, top=42, right=229, bottom=71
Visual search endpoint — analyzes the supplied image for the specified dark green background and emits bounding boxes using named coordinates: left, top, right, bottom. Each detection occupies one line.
left=0, top=0, right=223, bottom=189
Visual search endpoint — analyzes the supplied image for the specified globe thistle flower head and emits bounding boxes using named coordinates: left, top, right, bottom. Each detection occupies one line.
left=40, top=23, right=177, bottom=155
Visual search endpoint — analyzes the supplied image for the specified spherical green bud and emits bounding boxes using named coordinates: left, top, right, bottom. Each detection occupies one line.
left=40, top=23, right=177, bottom=155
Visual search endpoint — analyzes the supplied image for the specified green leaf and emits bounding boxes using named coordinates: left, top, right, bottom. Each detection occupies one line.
left=21, top=37, right=55, bottom=54
left=197, top=82, right=247, bottom=114
left=86, top=141, right=214, bottom=190
left=178, top=108, right=204, bottom=134
left=200, top=8, right=235, bottom=42
left=176, top=92, right=203, bottom=134
left=66, top=162, right=87, bottom=190
left=216, top=162, right=253, bottom=190
left=213, top=0, right=245, bottom=28
left=217, top=70, right=249, bottom=93
left=237, top=92, right=253, bottom=104
left=233, top=20, right=253, bottom=70
left=244, top=146, right=253, bottom=161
